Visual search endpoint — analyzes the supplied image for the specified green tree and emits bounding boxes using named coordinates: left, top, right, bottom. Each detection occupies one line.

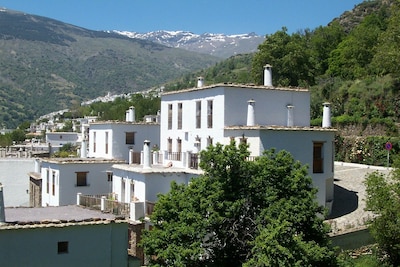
left=327, top=12, right=387, bottom=79
left=371, top=2, right=400, bottom=77
left=252, top=28, right=315, bottom=87
left=364, top=164, right=400, bottom=266
left=141, top=142, right=337, bottom=266
left=11, top=129, right=26, bottom=143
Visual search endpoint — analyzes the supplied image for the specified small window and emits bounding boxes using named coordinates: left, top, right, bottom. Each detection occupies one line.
left=58, top=241, right=69, bottom=254
left=105, top=132, right=109, bottom=154
left=107, top=172, right=113, bottom=182
left=76, top=172, right=88, bottom=187
left=52, top=171, right=56, bottom=196
left=46, top=169, right=49, bottom=194
left=313, top=142, right=324, bottom=173
left=93, top=131, right=97, bottom=153
left=167, top=138, right=172, bottom=153
left=196, top=101, right=201, bottom=129
left=168, top=104, right=173, bottom=130
left=177, top=103, right=183, bottom=129
left=126, top=132, right=135, bottom=145
left=207, top=100, right=213, bottom=128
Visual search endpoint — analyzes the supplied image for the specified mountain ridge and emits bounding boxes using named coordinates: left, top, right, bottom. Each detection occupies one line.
left=113, top=30, right=265, bottom=58
left=0, top=8, right=221, bottom=128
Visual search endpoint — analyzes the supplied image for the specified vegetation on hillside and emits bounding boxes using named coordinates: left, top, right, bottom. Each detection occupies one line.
left=0, top=10, right=219, bottom=128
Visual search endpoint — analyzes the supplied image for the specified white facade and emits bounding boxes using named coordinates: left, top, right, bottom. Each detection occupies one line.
left=41, top=158, right=124, bottom=206
left=88, top=122, right=160, bottom=162
left=225, top=127, right=335, bottom=208
left=111, top=163, right=200, bottom=214
left=159, top=83, right=336, bottom=211
left=160, top=85, right=310, bottom=158
left=46, top=132, right=79, bottom=147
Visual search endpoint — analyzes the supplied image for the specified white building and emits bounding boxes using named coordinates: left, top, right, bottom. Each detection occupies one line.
left=87, top=121, right=160, bottom=163
left=158, top=66, right=336, bottom=211
left=40, top=158, right=124, bottom=206
left=46, top=132, right=79, bottom=147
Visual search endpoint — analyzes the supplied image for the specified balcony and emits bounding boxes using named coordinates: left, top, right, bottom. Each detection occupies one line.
left=77, top=193, right=155, bottom=221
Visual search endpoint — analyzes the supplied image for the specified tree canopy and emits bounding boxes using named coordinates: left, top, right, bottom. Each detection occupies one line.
left=141, top=142, right=337, bottom=266
left=365, top=162, right=400, bottom=265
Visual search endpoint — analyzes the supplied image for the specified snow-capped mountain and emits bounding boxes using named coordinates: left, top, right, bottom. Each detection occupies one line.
left=113, top=30, right=265, bottom=58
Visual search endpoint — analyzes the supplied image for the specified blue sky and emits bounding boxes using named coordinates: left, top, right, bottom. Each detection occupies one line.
left=0, top=0, right=363, bottom=35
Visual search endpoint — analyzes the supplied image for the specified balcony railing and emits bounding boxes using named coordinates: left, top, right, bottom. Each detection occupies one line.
left=167, top=152, right=181, bottom=161
left=77, top=194, right=129, bottom=217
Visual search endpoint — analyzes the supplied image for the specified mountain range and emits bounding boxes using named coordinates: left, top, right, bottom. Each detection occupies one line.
left=113, top=30, right=265, bottom=58
left=0, top=9, right=227, bottom=128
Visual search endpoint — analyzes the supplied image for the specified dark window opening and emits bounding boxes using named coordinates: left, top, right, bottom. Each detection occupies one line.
left=58, top=241, right=69, bottom=254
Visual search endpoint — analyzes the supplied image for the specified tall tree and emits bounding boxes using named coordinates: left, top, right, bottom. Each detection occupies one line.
left=141, top=142, right=337, bottom=266
left=252, top=28, right=315, bottom=87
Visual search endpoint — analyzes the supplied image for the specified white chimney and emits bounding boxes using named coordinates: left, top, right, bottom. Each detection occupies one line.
left=197, top=77, right=204, bottom=88
left=81, top=140, right=87, bottom=158
left=264, top=64, right=272, bottom=86
left=156, top=110, right=161, bottom=123
left=286, top=105, right=294, bottom=127
left=247, top=99, right=255, bottom=126
left=0, top=183, right=5, bottom=224
left=128, top=149, right=134, bottom=164
left=322, top=102, right=331, bottom=128
left=34, top=158, right=41, bottom=173
left=143, top=140, right=151, bottom=169
left=126, top=106, right=135, bottom=122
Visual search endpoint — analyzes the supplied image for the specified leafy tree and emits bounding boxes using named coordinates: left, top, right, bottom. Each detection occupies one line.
left=327, top=12, right=387, bottom=79
left=141, top=142, right=337, bottom=266
left=10, top=129, right=26, bottom=143
left=252, top=28, right=315, bottom=87
left=364, top=163, right=400, bottom=266
left=371, top=2, right=400, bottom=77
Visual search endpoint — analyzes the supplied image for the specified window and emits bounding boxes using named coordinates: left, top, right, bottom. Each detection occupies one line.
left=313, top=142, right=324, bottom=173
left=207, top=100, right=213, bottom=128
left=167, top=138, right=172, bottom=153
left=58, top=241, right=69, bottom=254
left=240, top=134, right=247, bottom=145
left=168, top=104, right=173, bottom=130
left=46, top=169, right=49, bottom=194
left=177, top=103, right=183, bottom=129
left=105, top=132, right=109, bottom=154
left=207, top=136, right=213, bottom=146
left=76, top=172, right=88, bottom=186
left=196, top=101, right=201, bottom=128
left=52, top=171, right=56, bottom=196
left=93, top=131, right=96, bottom=153
left=107, top=171, right=113, bottom=182
left=177, top=138, right=182, bottom=154
left=126, top=132, right=135, bottom=145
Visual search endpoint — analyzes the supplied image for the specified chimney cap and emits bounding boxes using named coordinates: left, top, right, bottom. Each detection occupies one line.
left=264, top=64, right=272, bottom=68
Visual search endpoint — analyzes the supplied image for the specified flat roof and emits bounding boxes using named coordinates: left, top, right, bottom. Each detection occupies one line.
left=90, top=120, right=159, bottom=126
left=112, top=163, right=203, bottom=175
left=224, top=125, right=337, bottom=132
left=5, top=205, right=118, bottom=222
left=1, top=205, right=125, bottom=229
left=162, top=83, right=309, bottom=96
left=41, top=157, right=125, bottom=164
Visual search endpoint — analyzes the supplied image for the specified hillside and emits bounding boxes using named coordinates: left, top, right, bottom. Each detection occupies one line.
left=0, top=9, right=220, bottom=128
